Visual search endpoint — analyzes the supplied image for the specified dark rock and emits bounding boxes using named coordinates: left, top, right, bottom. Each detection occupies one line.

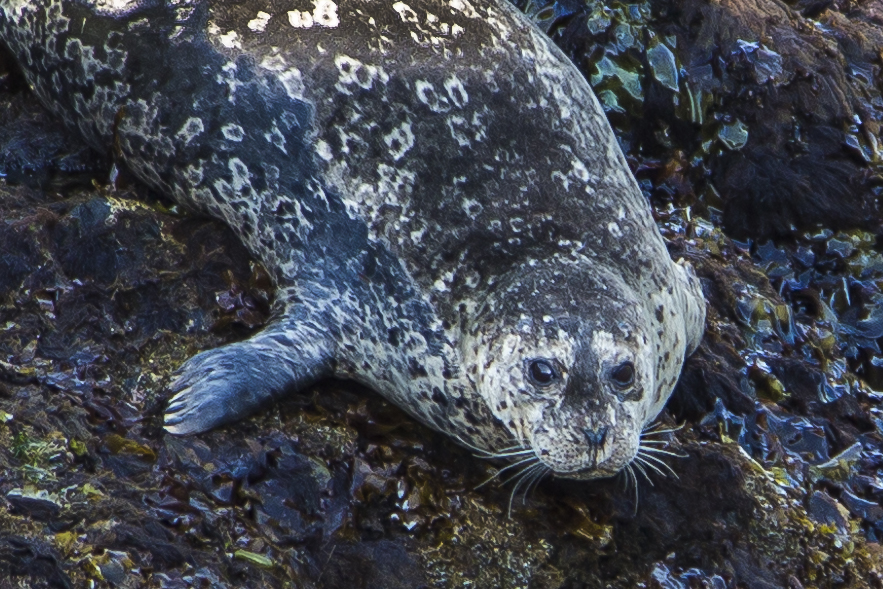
left=0, top=536, right=71, bottom=589
left=841, top=490, right=883, bottom=525
left=319, top=540, right=427, bottom=589
left=103, top=522, right=190, bottom=568
left=6, top=488, right=62, bottom=521
left=98, top=559, right=126, bottom=585
left=808, top=490, right=850, bottom=535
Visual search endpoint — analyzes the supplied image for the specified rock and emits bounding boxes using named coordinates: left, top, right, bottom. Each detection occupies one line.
left=808, top=490, right=851, bottom=536
left=6, top=488, right=61, bottom=521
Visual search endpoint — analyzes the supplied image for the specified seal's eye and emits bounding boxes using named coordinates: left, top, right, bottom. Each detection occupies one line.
left=527, top=359, right=559, bottom=387
left=610, top=361, right=635, bottom=388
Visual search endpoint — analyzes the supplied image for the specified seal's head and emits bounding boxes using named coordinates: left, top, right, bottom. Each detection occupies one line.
left=463, top=257, right=663, bottom=480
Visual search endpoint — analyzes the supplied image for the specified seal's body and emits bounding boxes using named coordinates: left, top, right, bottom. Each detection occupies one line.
left=1, top=0, right=705, bottom=479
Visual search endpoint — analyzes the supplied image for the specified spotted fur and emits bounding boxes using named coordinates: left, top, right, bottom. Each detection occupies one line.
left=0, top=0, right=705, bottom=479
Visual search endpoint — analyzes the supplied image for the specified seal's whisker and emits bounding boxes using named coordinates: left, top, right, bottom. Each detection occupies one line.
left=625, top=463, right=639, bottom=514
left=524, top=465, right=550, bottom=503
left=454, top=436, right=526, bottom=460
left=521, top=464, right=549, bottom=505
left=631, top=458, right=654, bottom=486
left=634, top=455, right=668, bottom=479
left=638, top=439, right=672, bottom=445
left=508, top=463, right=543, bottom=517
left=497, top=443, right=530, bottom=450
left=636, top=452, right=680, bottom=479
left=474, top=456, right=537, bottom=490
left=640, top=423, right=685, bottom=436
left=477, top=448, right=534, bottom=460
left=638, top=446, right=688, bottom=458
left=480, top=443, right=530, bottom=454
left=641, top=422, right=687, bottom=436
left=452, top=434, right=497, bottom=457
left=506, top=465, right=535, bottom=515
left=498, top=457, right=542, bottom=488
left=616, top=469, right=629, bottom=491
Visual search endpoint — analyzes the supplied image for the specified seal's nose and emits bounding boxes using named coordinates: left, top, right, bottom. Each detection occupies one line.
left=582, top=426, right=608, bottom=448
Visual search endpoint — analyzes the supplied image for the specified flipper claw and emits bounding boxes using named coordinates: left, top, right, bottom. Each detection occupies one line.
left=163, top=329, right=333, bottom=435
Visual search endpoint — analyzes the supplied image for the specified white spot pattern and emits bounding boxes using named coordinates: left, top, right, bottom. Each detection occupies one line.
left=288, top=0, right=339, bottom=29
left=218, top=30, right=240, bottom=49
left=222, top=124, right=245, bottom=142
left=247, top=11, right=271, bottom=32
left=383, top=122, right=415, bottom=161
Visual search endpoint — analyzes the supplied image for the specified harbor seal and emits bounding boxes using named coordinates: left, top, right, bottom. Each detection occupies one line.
left=0, top=0, right=705, bottom=481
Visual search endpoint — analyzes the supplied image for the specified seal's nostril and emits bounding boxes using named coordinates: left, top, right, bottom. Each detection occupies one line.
left=582, top=426, right=608, bottom=447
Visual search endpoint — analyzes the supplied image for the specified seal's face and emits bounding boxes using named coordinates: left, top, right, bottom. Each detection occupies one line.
left=464, top=261, right=657, bottom=480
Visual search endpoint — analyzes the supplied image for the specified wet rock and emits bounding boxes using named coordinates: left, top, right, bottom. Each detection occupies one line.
left=6, top=488, right=62, bottom=521
left=100, top=522, right=190, bottom=568
left=0, top=536, right=72, bottom=589
left=841, top=490, right=883, bottom=526
left=647, top=42, right=679, bottom=92
left=733, top=40, right=785, bottom=85
left=808, top=490, right=851, bottom=536
left=649, top=563, right=727, bottom=589
left=151, top=573, right=188, bottom=589
left=718, top=120, right=750, bottom=151
left=97, top=554, right=127, bottom=585
left=320, top=540, right=426, bottom=589
left=0, top=78, right=101, bottom=190
left=642, top=0, right=879, bottom=238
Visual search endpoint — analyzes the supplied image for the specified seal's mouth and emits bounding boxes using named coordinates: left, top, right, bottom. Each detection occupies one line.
left=541, top=454, right=630, bottom=480
left=542, top=423, right=685, bottom=482
left=548, top=463, right=624, bottom=481
left=528, top=422, right=639, bottom=480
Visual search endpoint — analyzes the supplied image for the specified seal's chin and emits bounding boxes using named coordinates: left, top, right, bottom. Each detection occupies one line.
left=537, top=441, right=638, bottom=481
left=547, top=460, right=630, bottom=481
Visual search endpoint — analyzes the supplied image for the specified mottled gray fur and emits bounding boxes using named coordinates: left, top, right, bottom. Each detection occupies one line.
left=0, top=0, right=705, bottom=479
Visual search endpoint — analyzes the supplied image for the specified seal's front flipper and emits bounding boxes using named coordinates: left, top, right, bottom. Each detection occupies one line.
left=163, top=330, right=334, bottom=435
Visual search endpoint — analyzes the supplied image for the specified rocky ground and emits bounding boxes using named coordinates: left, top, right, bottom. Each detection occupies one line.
left=1, top=0, right=883, bottom=587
